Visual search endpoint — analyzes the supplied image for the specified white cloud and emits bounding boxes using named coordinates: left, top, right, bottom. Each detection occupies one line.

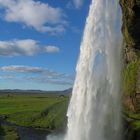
left=0, top=65, right=43, bottom=73
left=73, top=0, right=83, bottom=8
left=0, top=0, right=67, bottom=33
left=44, top=46, right=60, bottom=53
left=0, top=39, right=60, bottom=56
left=0, top=65, right=74, bottom=85
left=25, top=76, right=73, bottom=85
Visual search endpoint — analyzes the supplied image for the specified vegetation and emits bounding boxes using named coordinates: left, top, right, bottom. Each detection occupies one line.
left=125, top=109, right=140, bottom=131
left=0, top=94, right=69, bottom=130
left=120, top=2, right=140, bottom=139
left=120, top=0, right=135, bottom=46
left=123, top=60, right=140, bottom=96
left=0, top=124, right=19, bottom=140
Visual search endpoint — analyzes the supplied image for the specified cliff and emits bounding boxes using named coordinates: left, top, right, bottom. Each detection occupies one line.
left=120, top=0, right=140, bottom=139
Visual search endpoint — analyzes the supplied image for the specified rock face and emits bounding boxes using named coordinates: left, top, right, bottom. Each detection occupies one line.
left=121, top=0, right=140, bottom=111
left=120, top=0, right=140, bottom=139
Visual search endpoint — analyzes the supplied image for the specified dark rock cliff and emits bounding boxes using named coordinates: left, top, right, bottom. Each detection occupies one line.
left=120, top=0, right=140, bottom=139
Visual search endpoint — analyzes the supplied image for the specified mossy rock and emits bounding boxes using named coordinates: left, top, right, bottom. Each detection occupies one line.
left=120, top=0, right=135, bottom=47
left=123, top=60, right=140, bottom=96
left=120, top=0, right=140, bottom=50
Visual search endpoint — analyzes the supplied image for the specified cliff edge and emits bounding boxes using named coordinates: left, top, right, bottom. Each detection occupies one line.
left=120, top=0, right=140, bottom=139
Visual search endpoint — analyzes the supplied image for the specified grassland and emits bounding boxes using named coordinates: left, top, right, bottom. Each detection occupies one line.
left=0, top=93, right=69, bottom=130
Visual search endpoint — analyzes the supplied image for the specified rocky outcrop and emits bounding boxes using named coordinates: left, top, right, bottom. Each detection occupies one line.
left=120, top=0, right=140, bottom=139
left=121, top=0, right=140, bottom=111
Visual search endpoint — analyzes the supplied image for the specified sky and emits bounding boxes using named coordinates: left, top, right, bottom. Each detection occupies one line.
left=0, top=0, right=90, bottom=91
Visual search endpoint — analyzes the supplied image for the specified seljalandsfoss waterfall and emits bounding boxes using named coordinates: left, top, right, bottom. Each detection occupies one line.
left=47, top=0, right=123, bottom=140
left=64, top=0, right=123, bottom=140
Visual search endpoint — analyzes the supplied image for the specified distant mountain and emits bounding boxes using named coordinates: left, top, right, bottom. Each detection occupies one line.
left=62, top=88, right=72, bottom=94
left=0, top=88, right=72, bottom=95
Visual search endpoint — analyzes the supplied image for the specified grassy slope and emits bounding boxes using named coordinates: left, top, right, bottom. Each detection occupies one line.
left=0, top=94, right=69, bottom=130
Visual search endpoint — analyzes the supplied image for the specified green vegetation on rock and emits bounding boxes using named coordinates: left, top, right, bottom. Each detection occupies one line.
left=120, top=0, right=135, bottom=46
left=121, top=0, right=140, bottom=139
left=123, top=60, right=140, bottom=96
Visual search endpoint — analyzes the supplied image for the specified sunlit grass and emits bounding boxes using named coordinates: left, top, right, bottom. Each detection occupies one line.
left=0, top=94, right=69, bottom=130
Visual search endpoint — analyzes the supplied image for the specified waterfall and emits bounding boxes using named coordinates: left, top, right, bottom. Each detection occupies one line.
left=64, top=0, right=123, bottom=140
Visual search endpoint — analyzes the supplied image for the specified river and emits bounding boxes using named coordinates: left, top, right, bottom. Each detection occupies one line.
left=0, top=117, right=50, bottom=140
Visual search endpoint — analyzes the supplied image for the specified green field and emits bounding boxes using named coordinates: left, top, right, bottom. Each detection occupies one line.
left=0, top=93, right=69, bottom=130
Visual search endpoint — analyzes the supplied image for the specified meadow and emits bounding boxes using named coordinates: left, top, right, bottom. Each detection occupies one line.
left=0, top=93, right=69, bottom=130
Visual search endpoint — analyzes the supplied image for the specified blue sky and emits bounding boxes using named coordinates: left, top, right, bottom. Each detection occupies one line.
left=0, top=0, right=90, bottom=91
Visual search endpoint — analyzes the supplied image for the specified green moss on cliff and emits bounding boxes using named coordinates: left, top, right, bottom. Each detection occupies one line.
left=125, top=111, right=140, bottom=130
left=121, top=1, right=140, bottom=138
left=123, top=60, right=140, bottom=96
left=123, top=25, right=134, bottom=46
left=120, top=0, right=135, bottom=46
left=132, top=121, right=140, bottom=130
left=121, top=0, right=140, bottom=95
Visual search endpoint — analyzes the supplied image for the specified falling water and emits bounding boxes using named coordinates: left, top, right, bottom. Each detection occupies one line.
left=64, top=0, right=123, bottom=140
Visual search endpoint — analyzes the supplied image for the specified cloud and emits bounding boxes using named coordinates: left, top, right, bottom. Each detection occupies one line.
left=44, top=46, right=60, bottom=53
left=0, top=65, right=74, bottom=85
left=0, top=65, right=43, bottom=73
left=0, top=39, right=60, bottom=56
left=0, top=0, right=67, bottom=33
left=25, top=76, right=73, bottom=85
left=73, top=0, right=83, bottom=8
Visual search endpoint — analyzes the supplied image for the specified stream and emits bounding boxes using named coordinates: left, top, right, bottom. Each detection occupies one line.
left=0, top=117, right=50, bottom=140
